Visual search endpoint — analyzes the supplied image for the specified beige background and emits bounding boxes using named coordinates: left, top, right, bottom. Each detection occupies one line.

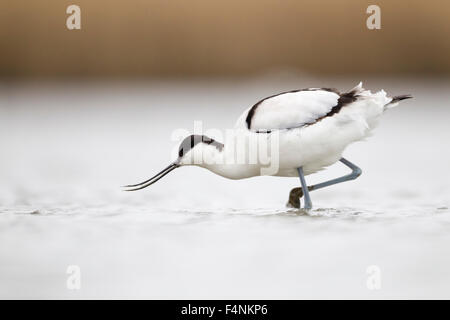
left=1, top=0, right=449, bottom=78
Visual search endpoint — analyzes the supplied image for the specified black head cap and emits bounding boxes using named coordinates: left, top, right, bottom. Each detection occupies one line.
left=178, top=134, right=224, bottom=158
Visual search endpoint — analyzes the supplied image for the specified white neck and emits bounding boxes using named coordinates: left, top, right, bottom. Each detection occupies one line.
left=179, top=141, right=260, bottom=180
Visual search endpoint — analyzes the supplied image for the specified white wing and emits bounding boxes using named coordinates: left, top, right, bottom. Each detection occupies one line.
left=238, top=89, right=341, bottom=131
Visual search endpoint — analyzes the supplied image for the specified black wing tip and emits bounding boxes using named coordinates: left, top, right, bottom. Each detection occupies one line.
left=392, top=94, right=413, bottom=102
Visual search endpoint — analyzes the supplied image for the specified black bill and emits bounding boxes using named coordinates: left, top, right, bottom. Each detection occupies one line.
left=122, top=162, right=179, bottom=191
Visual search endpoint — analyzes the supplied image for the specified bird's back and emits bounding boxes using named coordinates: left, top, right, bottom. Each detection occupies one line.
left=230, top=83, right=409, bottom=177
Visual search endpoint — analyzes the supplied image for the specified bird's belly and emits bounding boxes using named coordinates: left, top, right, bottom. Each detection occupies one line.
left=275, top=141, right=343, bottom=177
left=272, top=120, right=369, bottom=176
left=218, top=117, right=372, bottom=179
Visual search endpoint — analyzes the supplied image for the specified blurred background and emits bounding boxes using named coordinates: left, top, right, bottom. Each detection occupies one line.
left=1, top=1, right=450, bottom=299
left=1, top=0, right=449, bottom=79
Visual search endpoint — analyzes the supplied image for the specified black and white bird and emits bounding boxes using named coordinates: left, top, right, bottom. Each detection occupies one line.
left=124, top=82, right=412, bottom=209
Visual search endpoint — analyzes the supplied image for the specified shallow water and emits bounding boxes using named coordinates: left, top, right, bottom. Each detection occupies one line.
left=0, top=77, right=449, bottom=299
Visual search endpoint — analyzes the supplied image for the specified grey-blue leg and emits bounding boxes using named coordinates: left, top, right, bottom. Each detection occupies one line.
left=293, top=158, right=362, bottom=209
left=297, top=167, right=312, bottom=210
left=309, top=158, right=362, bottom=192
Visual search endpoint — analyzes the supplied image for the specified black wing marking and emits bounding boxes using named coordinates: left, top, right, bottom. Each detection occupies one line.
left=245, top=87, right=358, bottom=132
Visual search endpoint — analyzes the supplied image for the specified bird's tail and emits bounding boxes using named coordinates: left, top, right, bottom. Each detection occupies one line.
left=385, top=94, right=413, bottom=109
left=391, top=95, right=413, bottom=104
left=349, top=82, right=412, bottom=112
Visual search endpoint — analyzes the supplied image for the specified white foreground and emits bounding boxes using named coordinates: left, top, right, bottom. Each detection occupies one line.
left=0, top=77, right=449, bottom=299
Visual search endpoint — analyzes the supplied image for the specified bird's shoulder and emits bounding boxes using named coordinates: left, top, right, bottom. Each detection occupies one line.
left=238, top=87, right=342, bottom=131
